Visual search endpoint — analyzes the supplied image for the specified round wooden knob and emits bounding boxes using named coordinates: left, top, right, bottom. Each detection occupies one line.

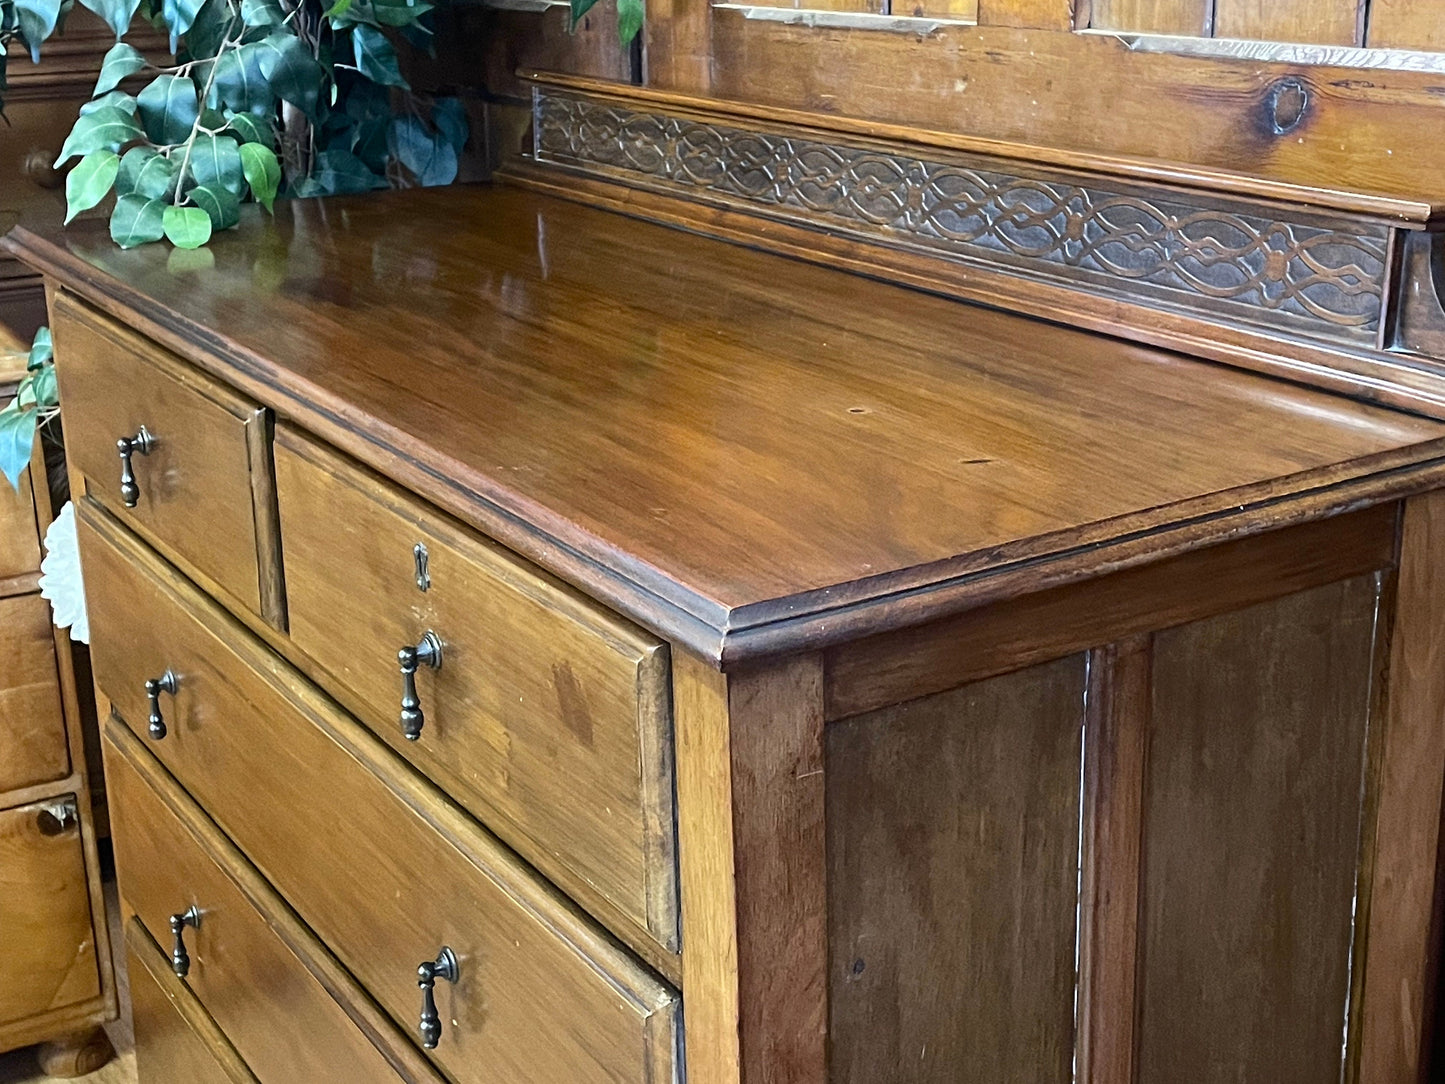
left=23, top=149, right=62, bottom=189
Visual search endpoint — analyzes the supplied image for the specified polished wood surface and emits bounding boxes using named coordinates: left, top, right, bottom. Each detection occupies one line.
left=49, top=292, right=279, bottom=624
left=80, top=500, right=682, bottom=1083
left=0, top=593, right=70, bottom=793
left=11, top=187, right=1445, bottom=663
left=274, top=428, right=677, bottom=956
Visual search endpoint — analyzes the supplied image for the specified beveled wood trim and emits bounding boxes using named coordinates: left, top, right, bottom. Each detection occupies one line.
left=0, top=571, right=43, bottom=599
left=102, top=717, right=448, bottom=1084
left=1357, top=490, right=1445, bottom=1083
left=124, top=918, right=259, bottom=1084
left=674, top=650, right=828, bottom=1084
left=0, top=994, right=112, bottom=1058
left=1076, top=636, right=1150, bottom=1084
left=825, top=502, right=1399, bottom=720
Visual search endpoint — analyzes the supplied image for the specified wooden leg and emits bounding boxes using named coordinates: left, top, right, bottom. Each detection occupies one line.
left=36, top=1026, right=115, bottom=1078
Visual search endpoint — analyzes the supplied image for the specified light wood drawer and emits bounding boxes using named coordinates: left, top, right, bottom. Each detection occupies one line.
left=126, top=920, right=257, bottom=1084
left=0, top=437, right=40, bottom=581
left=0, top=592, right=68, bottom=793
left=0, top=794, right=100, bottom=1026
left=50, top=292, right=283, bottom=626
left=104, top=720, right=435, bottom=1084
left=273, top=427, right=677, bottom=956
left=80, top=500, right=681, bottom=1084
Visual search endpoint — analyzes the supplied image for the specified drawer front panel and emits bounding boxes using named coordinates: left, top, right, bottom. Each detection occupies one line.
left=274, top=428, right=677, bottom=954
left=80, top=502, right=680, bottom=1084
left=126, top=921, right=257, bottom=1084
left=51, top=293, right=281, bottom=624
left=0, top=795, right=101, bottom=1024
left=0, top=592, right=69, bottom=792
left=104, top=725, right=414, bottom=1084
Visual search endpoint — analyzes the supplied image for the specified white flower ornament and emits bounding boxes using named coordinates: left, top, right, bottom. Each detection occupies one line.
left=38, top=501, right=88, bottom=644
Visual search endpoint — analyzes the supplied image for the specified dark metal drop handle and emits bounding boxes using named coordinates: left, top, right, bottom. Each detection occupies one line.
left=145, top=670, right=179, bottom=740
left=117, top=427, right=154, bottom=509
left=417, top=947, right=458, bottom=1049
left=170, top=906, right=200, bottom=978
left=398, top=632, right=443, bottom=741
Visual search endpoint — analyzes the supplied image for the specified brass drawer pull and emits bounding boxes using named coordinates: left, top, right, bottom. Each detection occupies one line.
left=397, top=632, right=443, bottom=741
left=169, top=905, right=200, bottom=978
left=417, top=947, right=459, bottom=1050
left=117, top=426, right=154, bottom=508
left=145, top=670, right=179, bottom=740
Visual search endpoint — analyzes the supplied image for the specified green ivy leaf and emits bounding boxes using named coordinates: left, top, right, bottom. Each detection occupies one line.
left=78, top=0, right=142, bottom=37
left=209, top=42, right=271, bottom=114
left=389, top=115, right=456, bottom=187
left=93, top=41, right=146, bottom=95
left=238, top=141, right=279, bottom=211
left=367, top=0, right=431, bottom=26
left=617, top=0, right=642, bottom=45
left=29, top=365, right=57, bottom=409
left=160, top=0, right=204, bottom=51
left=109, top=193, right=166, bottom=248
left=431, top=97, right=468, bottom=153
left=351, top=25, right=406, bottom=88
left=224, top=111, right=274, bottom=148
left=298, top=148, right=385, bottom=196
left=55, top=105, right=144, bottom=167
left=184, top=0, right=232, bottom=60
left=239, top=0, right=282, bottom=24
left=188, top=133, right=244, bottom=195
left=13, top=0, right=62, bottom=61
left=136, top=73, right=198, bottom=146
left=27, top=327, right=51, bottom=370
left=116, top=146, right=180, bottom=200
left=64, top=148, right=120, bottom=224
left=187, top=183, right=240, bottom=230
left=0, top=405, right=38, bottom=491
left=80, top=90, right=138, bottom=116
left=569, top=0, right=599, bottom=28
left=256, top=31, right=324, bottom=119
left=162, top=204, right=212, bottom=248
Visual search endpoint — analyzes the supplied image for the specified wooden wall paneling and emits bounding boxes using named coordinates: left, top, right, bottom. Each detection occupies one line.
left=826, top=655, right=1087, bottom=1084
left=673, top=651, right=828, bottom=1084
left=1212, top=0, right=1363, bottom=45
left=1136, top=577, right=1380, bottom=1084
left=1366, top=0, right=1445, bottom=51
left=644, top=0, right=712, bottom=91
left=1076, top=636, right=1150, bottom=1084
left=898, top=0, right=981, bottom=22
left=1358, top=490, right=1445, bottom=1084
left=975, top=0, right=1074, bottom=28
left=1088, top=0, right=1211, bottom=34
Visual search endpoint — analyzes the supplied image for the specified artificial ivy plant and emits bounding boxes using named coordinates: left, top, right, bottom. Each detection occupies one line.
left=0, top=327, right=55, bottom=490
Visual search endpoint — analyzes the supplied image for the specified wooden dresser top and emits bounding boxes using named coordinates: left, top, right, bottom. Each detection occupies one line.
left=9, top=184, right=1445, bottom=662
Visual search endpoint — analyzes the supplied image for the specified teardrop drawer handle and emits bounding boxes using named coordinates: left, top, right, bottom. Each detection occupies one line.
left=417, top=947, right=459, bottom=1050
left=145, top=670, right=179, bottom=740
left=170, top=905, right=200, bottom=978
left=117, top=427, right=154, bottom=508
left=397, top=632, right=443, bottom=741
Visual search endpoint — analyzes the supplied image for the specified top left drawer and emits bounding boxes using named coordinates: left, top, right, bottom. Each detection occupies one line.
left=51, top=292, right=283, bottom=627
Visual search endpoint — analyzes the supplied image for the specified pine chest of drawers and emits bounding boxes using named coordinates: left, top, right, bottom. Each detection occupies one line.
left=13, top=171, right=1445, bottom=1084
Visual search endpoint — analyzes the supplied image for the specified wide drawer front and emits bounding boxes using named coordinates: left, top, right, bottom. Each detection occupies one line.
left=50, top=292, right=283, bottom=626
left=104, top=719, right=432, bottom=1084
left=80, top=500, right=681, bottom=1084
left=274, top=428, right=677, bottom=955
left=0, top=592, right=69, bottom=793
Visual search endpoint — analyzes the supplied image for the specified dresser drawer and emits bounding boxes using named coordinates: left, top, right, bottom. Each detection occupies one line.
left=80, top=501, right=681, bottom=1084
left=104, top=720, right=431, bottom=1084
left=0, top=593, right=69, bottom=793
left=273, top=428, right=677, bottom=955
left=51, top=293, right=283, bottom=625
left=125, top=920, right=257, bottom=1084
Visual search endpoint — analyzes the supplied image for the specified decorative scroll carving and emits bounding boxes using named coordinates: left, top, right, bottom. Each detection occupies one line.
left=534, top=91, right=1390, bottom=340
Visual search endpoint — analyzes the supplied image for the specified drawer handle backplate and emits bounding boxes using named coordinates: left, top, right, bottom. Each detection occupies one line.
left=117, top=427, right=154, bottom=508
left=145, top=670, right=179, bottom=740
left=398, top=632, right=443, bottom=741
left=169, top=905, right=200, bottom=978
left=417, top=947, right=459, bottom=1050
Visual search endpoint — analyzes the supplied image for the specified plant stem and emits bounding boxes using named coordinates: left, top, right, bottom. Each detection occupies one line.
left=172, top=17, right=239, bottom=205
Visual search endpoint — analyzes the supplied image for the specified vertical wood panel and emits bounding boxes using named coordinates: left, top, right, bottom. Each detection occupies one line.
left=826, top=655, right=1086, bottom=1084
left=1213, top=0, right=1361, bottom=45
left=1136, top=576, right=1380, bottom=1084
left=1088, top=0, right=1211, bottom=34
left=976, top=0, right=1074, bottom=27
left=1366, top=0, right=1445, bottom=51
left=0, top=592, right=69, bottom=793
left=1358, top=492, right=1445, bottom=1084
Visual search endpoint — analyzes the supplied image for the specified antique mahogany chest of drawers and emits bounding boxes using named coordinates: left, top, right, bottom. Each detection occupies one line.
left=13, top=77, right=1445, bottom=1084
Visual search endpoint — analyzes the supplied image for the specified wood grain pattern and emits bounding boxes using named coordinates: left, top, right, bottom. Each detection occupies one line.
left=0, top=451, right=40, bottom=582
left=13, top=188, right=1445, bottom=665
left=1088, top=0, right=1210, bottom=33
left=976, top=0, right=1072, bottom=27
left=0, top=592, right=70, bottom=792
left=1366, top=0, right=1445, bottom=50
left=79, top=501, right=681, bottom=1084
left=0, top=797, right=102, bottom=1024
left=1213, top=0, right=1362, bottom=45
left=1137, top=577, right=1380, bottom=1083
left=827, top=656, right=1086, bottom=1083
left=49, top=291, right=277, bottom=623
left=274, top=428, right=677, bottom=958
left=1358, top=491, right=1445, bottom=1084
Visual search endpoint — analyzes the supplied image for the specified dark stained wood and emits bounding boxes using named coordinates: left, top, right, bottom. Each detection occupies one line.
left=274, top=428, right=678, bottom=957
left=825, top=502, right=1398, bottom=719
left=826, top=655, right=1086, bottom=1084
left=0, top=592, right=70, bottom=792
left=79, top=500, right=682, bottom=1083
left=10, top=187, right=1445, bottom=664
left=1136, top=576, right=1381, bottom=1083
